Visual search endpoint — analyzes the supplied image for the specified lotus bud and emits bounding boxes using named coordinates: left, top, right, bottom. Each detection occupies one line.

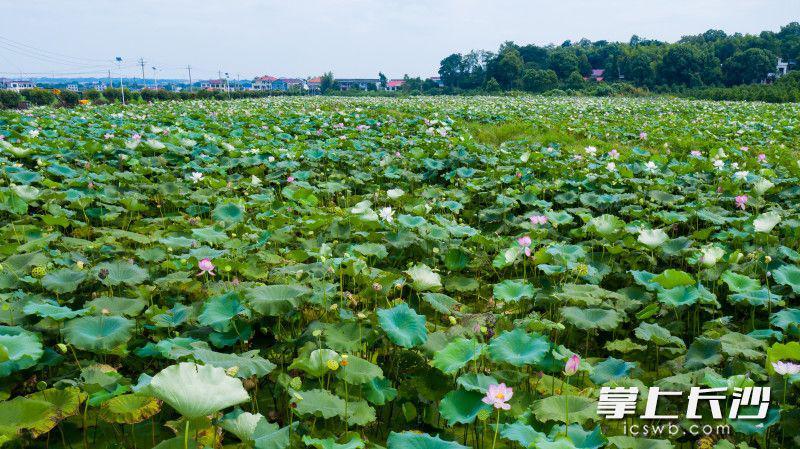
left=765, top=256, right=772, bottom=263
left=289, top=376, right=302, bottom=390
left=226, top=366, right=239, bottom=377
left=448, top=316, right=457, bottom=325
left=56, top=343, right=68, bottom=354
left=76, top=260, right=85, bottom=270
left=36, top=381, right=47, bottom=391
left=564, top=354, right=581, bottom=376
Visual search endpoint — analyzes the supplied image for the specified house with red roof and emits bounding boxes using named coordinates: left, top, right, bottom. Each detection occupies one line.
left=385, top=79, right=405, bottom=91
left=307, top=76, right=322, bottom=93
left=252, top=75, right=278, bottom=91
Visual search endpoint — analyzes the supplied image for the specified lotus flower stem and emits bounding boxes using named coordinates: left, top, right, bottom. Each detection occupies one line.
left=183, top=420, right=190, bottom=449
left=491, top=408, right=500, bottom=449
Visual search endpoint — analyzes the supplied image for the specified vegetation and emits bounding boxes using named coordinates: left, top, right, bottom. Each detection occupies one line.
left=0, top=96, right=798, bottom=449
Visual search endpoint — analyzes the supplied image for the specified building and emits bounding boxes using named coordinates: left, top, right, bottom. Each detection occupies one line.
left=386, top=79, right=405, bottom=91
left=200, top=79, right=228, bottom=91
left=588, top=69, right=605, bottom=82
left=67, top=84, right=79, bottom=92
left=272, top=78, right=306, bottom=91
left=306, top=76, right=322, bottom=93
left=776, top=58, right=797, bottom=78
left=0, top=79, right=36, bottom=91
left=252, top=75, right=277, bottom=91
left=427, top=76, right=444, bottom=88
left=337, top=78, right=380, bottom=91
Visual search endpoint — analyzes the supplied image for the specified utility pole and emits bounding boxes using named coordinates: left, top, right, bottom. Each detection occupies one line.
left=225, top=72, right=231, bottom=98
left=186, top=65, right=192, bottom=92
left=152, top=66, right=158, bottom=90
left=107, top=69, right=111, bottom=89
left=236, top=73, right=240, bottom=91
left=115, top=56, right=125, bottom=105
left=138, top=58, right=146, bottom=89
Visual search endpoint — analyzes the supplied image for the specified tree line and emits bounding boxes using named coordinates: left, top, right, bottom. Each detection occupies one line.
left=437, top=22, right=800, bottom=93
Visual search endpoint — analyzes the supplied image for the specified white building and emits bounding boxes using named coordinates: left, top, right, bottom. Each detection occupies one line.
left=0, top=79, right=36, bottom=91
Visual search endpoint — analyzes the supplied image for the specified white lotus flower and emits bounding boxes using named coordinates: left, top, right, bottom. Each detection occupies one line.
left=585, top=146, right=597, bottom=156
left=773, top=360, right=800, bottom=376
left=250, top=175, right=262, bottom=187
left=606, top=162, right=616, bottom=172
left=379, top=206, right=395, bottom=223
left=754, top=211, right=781, bottom=233
left=645, top=161, right=657, bottom=172
left=387, top=188, right=405, bottom=199
left=713, top=159, right=725, bottom=170
left=734, top=171, right=749, bottom=181
left=699, top=245, right=725, bottom=267
left=638, top=229, right=669, bottom=248
left=190, top=172, right=204, bottom=183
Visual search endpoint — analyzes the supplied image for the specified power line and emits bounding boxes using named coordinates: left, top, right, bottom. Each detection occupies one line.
left=0, top=35, right=111, bottom=64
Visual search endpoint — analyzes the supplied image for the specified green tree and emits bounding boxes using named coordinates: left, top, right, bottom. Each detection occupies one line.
left=548, top=48, right=580, bottom=79
left=378, top=72, right=387, bottom=89
left=522, top=69, right=558, bottom=92
left=438, top=53, right=463, bottom=88
left=722, top=48, right=776, bottom=85
left=488, top=44, right=524, bottom=89
left=484, top=77, right=501, bottom=93
left=320, top=72, right=336, bottom=94
left=564, top=71, right=586, bottom=90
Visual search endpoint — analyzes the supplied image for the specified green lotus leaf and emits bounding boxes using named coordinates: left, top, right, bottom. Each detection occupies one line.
left=94, top=260, right=149, bottom=287
left=657, top=286, right=699, bottom=308
left=252, top=420, right=296, bottom=449
left=99, top=394, right=161, bottom=424
left=198, top=292, right=248, bottom=332
left=191, top=226, right=228, bottom=244
left=438, top=389, right=491, bottom=425
left=377, top=303, right=427, bottom=348
left=28, top=387, right=86, bottom=420
left=213, top=202, right=245, bottom=224
left=0, top=397, right=58, bottom=437
left=345, top=399, right=376, bottom=426
left=488, top=329, right=551, bottom=366
left=634, top=322, right=685, bottom=348
left=40, top=268, right=87, bottom=294
left=386, top=431, right=468, bottom=449
left=364, top=377, right=397, bottom=405
left=405, top=264, right=442, bottom=291
left=500, top=422, right=546, bottom=448
left=589, top=357, right=636, bottom=384
left=718, top=332, right=765, bottom=360
left=727, top=406, right=780, bottom=435
left=337, top=355, right=383, bottom=384
left=561, top=307, right=623, bottom=331
left=85, top=296, right=147, bottom=316
left=352, top=243, right=388, bottom=259
left=684, top=337, right=723, bottom=370
left=432, top=338, right=484, bottom=374
left=651, top=269, right=694, bottom=289
left=246, top=284, right=310, bottom=316
left=23, top=301, right=86, bottom=320
left=302, top=435, right=365, bottom=449
left=547, top=424, right=608, bottom=449
left=606, top=436, right=674, bottom=449
left=323, top=322, right=363, bottom=353
left=729, top=289, right=782, bottom=308
left=151, top=437, right=199, bottom=449
left=148, top=362, right=250, bottom=418
left=771, top=308, right=800, bottom=330
left=0, top=326, right=43, bottom=377
left=604, top=339, right=647, bottom=353
left=189, top=348, right=276, bottom=378
left=64, top=315, right=133, bottom=353
left=772, top=264, right=800, bottom=294
left=493, top=279, right=536, bottom=302
left=422, top=292, right=460, bottom=314
left=294, top=389, right=346, bottom=419
left=720, top=270, right=760, bottom=293
left=220, top=409, right=264, bottom=441
left=532, top=395, right=598, bottom=425
left=398, top=214, right=428, bottom=228
left=456, top=372, right=497, bottom=394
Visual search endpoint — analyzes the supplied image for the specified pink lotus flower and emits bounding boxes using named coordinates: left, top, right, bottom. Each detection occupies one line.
left=132, top=133, right=141, bottom=140
left=758, top=153, right=766, bottom=163
left=639, top=132, right=647, bottom=140
left=608, top=149, right=619, bottom=159
left=530, top=215, right=548, bottom=226
left=564, top=354, right=580, bottom=376
left=773, top=360, right=800, bottom=376
left=690, top=150, right=702, bottom=157
left=0, top=135, right=4, bottom=140
left=735, top=195, right=748, bottom=210
left=517, top=236, right=532, bottom=256
left=287, top=176, right=295, bottom=183
left=104, top=133, right=114, bottom=139
left=482, top=383, right=513, bottom=410
left=741, top=146, right=749, bottom=152
left=197, top=258, right=216, bottom=276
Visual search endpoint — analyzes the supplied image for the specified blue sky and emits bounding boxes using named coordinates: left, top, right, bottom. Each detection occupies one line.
left=2, top=0, right=799, bottom=80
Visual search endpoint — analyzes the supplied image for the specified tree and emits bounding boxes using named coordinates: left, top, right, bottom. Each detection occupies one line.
left=622, top=52, right=656, bottom=86
left=518, top=45, right=549, bottom=69
left=522, top=69, right=558, bottom=92
left=723, top=48, right=776, bottom=85
left=487, top=44, right=524, bottom=89
left=438, top=53, right=463, bottom=88
left=484, top=77, right=501, bottom=93
left=657, top=45, right=720, bottom=86
left=564, top=71, right=585, bottom=90
left=548, top=48, right=580, bottom=79
left=320, top=72, right=336, bottom=94
left=378, top=72, right=387, bottom=89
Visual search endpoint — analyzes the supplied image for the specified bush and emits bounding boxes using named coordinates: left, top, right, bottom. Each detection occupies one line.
left=0, top=90, right=23, bottom=109
left=84, top=90, right=105, bottom=104
left=522, top=69, right=558, bottom=93
left=59, top=90, right=81, bottom=107
left=22, top=88, right=57, bottom=106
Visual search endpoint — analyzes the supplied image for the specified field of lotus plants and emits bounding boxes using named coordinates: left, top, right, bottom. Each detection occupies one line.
left=0, top=96, right=799, bottom=449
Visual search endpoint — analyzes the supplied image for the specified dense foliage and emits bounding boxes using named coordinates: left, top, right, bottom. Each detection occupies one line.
left=0, top=96, right=798, bottom=449
left=437, top=22, right=800, bottom=95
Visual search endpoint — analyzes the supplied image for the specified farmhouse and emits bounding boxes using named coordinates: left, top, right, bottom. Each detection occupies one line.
left=0, top=78, right=36, bottom=91
left=200, top=79, right=227, bottom=91
left=272, top=78, right=306, bottom=91
left=252, top=75, right=277, bottom=91
left=306, top=76, right=322, bottom=93
left=337, top=78, right=380, bottom=91
left=385, top=79, right=405, bottom=91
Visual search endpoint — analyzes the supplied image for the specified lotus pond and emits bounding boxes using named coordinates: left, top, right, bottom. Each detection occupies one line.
left=0, top=96, right=799, bottom=449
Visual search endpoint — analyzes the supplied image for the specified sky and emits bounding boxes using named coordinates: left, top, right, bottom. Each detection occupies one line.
left=2, top=0, right=799, bottom=81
